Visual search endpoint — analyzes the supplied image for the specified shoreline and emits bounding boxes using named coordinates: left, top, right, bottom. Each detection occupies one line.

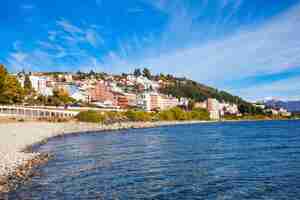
left=1, top=119, right=298, bottom=193
left=0, top=120, right=210, bottom=193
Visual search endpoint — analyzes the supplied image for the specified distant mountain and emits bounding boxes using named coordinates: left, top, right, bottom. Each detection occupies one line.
left=264, top=99, right=300, bottom=113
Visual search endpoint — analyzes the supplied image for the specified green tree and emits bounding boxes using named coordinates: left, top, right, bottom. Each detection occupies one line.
left=142, top=68, right=151, bottom=79
left=51, top=89, right=75, bottom=106
left=0, top=64, right=8, bottom=89
left=76, top=110, right=104, bottom=123
left=0, top=64, right=24, bottom=104
left=134, top=68, right=141, bottom=77
left=190, top=108, right=210, bottom=120
left=24, top=74, right=34, bottom=95
left=89, top=70, right=96, bottom=77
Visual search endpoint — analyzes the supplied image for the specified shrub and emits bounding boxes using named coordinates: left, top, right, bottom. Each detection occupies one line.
left=190, top=108, right=210, bottom=120
left=170, top=107, right=187, bottom=120
left=124, top=110, right=136, bottom=121
left=103, top=111, right=126, bottom=123
left=124, top=110, right=152, bottom=122
left=76, top=110, right=104, bottom=123
left=157, top=107, right=210, bottom=121
left=158, top=110, right=175, bottom=121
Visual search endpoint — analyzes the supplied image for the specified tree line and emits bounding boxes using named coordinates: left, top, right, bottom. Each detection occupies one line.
left=0, top=64, right=24, bottom=104
left=76, top=107, right=210, bottom=123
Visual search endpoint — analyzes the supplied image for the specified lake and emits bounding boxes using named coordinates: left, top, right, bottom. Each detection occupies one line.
left=8, top=120, right=300, bottom=199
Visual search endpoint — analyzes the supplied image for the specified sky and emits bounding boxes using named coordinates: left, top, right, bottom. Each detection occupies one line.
left=1, top=0, right=300, bottom=101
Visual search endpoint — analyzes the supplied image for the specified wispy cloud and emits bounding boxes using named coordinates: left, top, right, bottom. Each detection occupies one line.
left=85, top=29, right=104, bottom=47
left=48, top=31, right=58, bottom=41
left=56, top=19, right=104, bottom=48
left=4, top=0, right=300, bottom=100
left=98, top=0, right=300, bottom=99
left=10, top=52, right=28, bottom=63
left=235, top=76, right=300, bottom=101
left=6, top=19, right=105, bottom=72
left=57, top=19, right=84, bottom=34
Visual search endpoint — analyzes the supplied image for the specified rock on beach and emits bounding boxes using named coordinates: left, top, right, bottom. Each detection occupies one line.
left=0, top=120, right=204, bottom=192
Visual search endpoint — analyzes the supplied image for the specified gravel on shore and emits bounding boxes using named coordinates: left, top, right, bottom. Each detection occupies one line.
left=0, top=120, right=206, bottom=192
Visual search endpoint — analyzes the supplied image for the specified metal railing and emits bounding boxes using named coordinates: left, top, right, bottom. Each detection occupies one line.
left=0, top=105, right=79, bottom=119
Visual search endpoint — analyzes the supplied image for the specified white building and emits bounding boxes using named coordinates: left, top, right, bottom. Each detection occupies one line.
left=41, top=87, right=53, bottom=96
left=29, top=76, right=47, bottom=93
left=135, top=76, right=159, bottom=91
left=219, top=102, right=239, bottom=115
left=70, top=91, right=87, bottom=102
left=110, top=82, right=123, bottom=93
left=137, top=92, right=152, bottom=111
left=207, top=98, right=220, bottom=120
left=137, top=92, right=180, bottom=111
left=68, top=85, right=88, bottom=102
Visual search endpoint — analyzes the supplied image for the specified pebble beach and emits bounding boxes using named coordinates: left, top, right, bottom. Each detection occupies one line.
left=0, top=120, right=206, bottom=193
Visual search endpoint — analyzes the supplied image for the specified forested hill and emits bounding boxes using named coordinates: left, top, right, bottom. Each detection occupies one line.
left=158, top=76, right=248, bottom=106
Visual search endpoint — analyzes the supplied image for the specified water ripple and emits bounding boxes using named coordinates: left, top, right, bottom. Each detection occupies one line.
left=8, top=120, right=300, bottom=200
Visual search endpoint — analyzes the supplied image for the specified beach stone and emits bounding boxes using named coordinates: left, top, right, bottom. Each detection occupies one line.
left=0, top=121, right=202, bottom=192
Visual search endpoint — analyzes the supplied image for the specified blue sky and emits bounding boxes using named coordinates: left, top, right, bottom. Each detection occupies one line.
left=1, top=0, right=300, bottom=101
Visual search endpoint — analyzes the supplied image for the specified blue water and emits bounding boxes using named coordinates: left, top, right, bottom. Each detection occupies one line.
left=8, top=120, right=300, bottom=199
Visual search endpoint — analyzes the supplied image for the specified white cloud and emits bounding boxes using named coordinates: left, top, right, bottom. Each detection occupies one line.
left=85, top=29, right=104, bottom=47
left=54, top=19, right=105, bottom=48
left=7, top=52, right=30, bottom=71
left=96, top=1, right=300, bottom=101
left=56, top=19, right=83, bottom=34
left=48, top=31, right=58, bottom=41
left=6, top=18, right=107, bottom=73
left=6, top=0, right=300, bottom=100
left=109, top=2, right=300, bottom=85
left=10, top=52, right=28, bottom=63
left=235, top=76, right=300, bottom=101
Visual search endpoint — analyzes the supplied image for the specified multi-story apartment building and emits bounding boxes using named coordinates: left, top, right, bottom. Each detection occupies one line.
left=28, top=76, right=54, bottom=96
left=124, top=93, right=137, bottom=107
left=109, top=92, right=137, bottom=109
left=137, top=92, right=152, bottom=111
left=207, top=98, right=220, bottom=120
left=137, top=92, right=180, bottom=111
left=157, top=94, right=180, bottom=110
left=89, top=81, right=116, bottom=106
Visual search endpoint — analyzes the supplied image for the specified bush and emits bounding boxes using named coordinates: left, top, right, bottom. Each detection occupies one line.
left=190, top=108, right=210, bottom=120
left=170, top=107, right=187, bottom=120
left=76, top=108, right=210, bottom=124
left=103, top=111, right=126, bottom=123
left=158, top=110, right=175, bottom=121
left=124, top=110, right=152, bottom=122
left=158, top=107, right=210, bottom=121
left=76, top=110, right=104, bottom=123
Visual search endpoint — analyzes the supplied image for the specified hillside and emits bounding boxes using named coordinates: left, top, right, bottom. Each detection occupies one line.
left=159, top=78, right=243, bottom=103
